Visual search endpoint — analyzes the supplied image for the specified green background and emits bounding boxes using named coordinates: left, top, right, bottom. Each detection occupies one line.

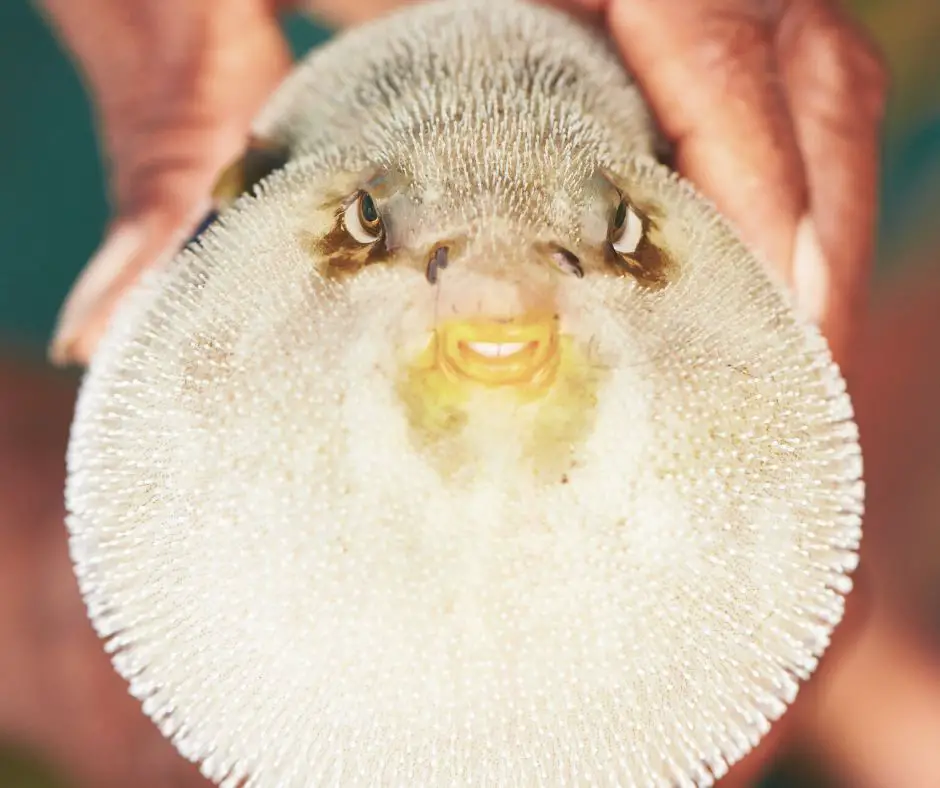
left=0, top=1, right=937, bottom=786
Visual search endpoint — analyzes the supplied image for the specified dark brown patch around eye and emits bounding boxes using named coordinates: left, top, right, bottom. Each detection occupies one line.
left=606, top=204, right=674, bottom=289
left=299, top=205, right=390, bottom=281
left=607, top=240, right=670, bottom=288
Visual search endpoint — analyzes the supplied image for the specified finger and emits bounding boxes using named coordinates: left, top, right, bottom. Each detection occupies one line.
left=605, top=0, right=808, bottom=281
left=290, top=0, right=420, bottom=26
left=776, top=0, right=889, bottom=367
left=49, top=208, right=209, bottom=366
left=42, top=0, right=292, bottom=367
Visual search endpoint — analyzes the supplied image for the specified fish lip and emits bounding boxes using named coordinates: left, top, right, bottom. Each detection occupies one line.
left=436, top=316, right=560, bottom=387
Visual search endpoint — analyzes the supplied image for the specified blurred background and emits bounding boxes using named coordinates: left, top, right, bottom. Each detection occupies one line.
left=1, top=0, right=938, bottom=786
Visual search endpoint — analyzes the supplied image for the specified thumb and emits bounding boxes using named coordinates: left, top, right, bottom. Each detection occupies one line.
left=605, top=0, right=808, bottom=288
left=43, top=0, right=292, bottom=366
left=49, top=197, right=212, bottom=368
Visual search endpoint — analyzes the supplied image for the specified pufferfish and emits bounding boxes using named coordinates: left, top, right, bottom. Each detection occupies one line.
left=64, top=1, right=864, bottom=786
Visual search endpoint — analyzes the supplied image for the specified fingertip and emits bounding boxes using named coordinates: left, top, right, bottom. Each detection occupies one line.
left=49, top=201, right=211, bottom=368
left=48, top=316, right=107, bottom=369
left=790, top=215, right=859, bottom=369
left=49, top=223, right=147, bottom=368
left=792, top=215, right=830, bottom=326
left=776, top=2, right=887, bottom=371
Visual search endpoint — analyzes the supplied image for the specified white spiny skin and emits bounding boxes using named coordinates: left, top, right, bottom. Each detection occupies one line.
left=65, top=1, right=863, bottom=787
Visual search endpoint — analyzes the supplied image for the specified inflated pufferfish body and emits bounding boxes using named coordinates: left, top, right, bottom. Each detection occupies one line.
left=65, top=1, right=864, bottom=786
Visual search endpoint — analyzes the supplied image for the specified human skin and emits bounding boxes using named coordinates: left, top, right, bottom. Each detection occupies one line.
left=17, top=0, right=888, bottom=785
left=40, top=0, right=887, bottom=372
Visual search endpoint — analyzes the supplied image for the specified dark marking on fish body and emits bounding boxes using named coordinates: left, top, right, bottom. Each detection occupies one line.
left=212, top=136, right=291, bottom=206
left=607, top=198, right=675, bottom=288
left=426, top=245, right=449, bottom=284
left=605, top=233, right=672, bottom=288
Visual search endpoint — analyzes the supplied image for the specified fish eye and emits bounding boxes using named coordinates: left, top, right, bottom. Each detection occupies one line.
left=609, top=199, right=644, bottom=256
left=343, top=191, right=384, bottom=244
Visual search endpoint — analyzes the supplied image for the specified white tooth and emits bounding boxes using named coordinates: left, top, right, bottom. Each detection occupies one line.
left=466, top=341, right=527, bottom=358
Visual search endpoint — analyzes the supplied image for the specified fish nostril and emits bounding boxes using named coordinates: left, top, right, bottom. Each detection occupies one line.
left=426, top=245, right=449, bottom=284
left=549, top=245, right=583, bottom=278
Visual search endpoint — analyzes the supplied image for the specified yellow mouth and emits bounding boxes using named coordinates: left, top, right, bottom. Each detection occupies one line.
left=397, top=313, right=602, bottom=455
left=437, top=315, right=559, bottom=387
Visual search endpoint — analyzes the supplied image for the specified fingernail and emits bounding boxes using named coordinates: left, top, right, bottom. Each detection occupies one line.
left=49, top=223, right=146, bottom=366
left=792, top=215, right=829, bottom=325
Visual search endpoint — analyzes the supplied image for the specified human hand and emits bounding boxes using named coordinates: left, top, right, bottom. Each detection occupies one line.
left=40, top=0, right=294, bottom=366
left=45, top=0, right=886, bottom=372
left=591, top=0, right=887, bottom=370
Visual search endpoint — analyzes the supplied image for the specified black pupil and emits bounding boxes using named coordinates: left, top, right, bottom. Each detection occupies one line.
left=359, top=193, right=379, bottom=226
left=613, top=200, right=627, bottom=230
